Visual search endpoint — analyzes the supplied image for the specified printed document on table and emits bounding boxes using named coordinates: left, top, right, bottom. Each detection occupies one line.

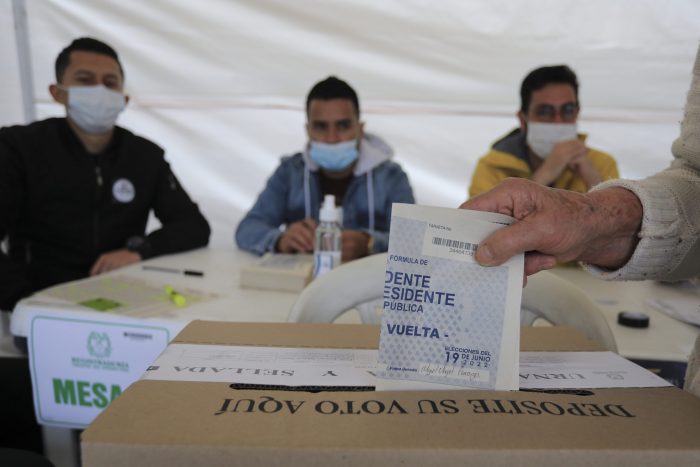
left=376, top=204, right=524, bottom=391
left=647, top=295, right=700, bottom=327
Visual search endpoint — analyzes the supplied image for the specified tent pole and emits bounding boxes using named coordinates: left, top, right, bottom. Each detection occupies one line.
left=12, top=0, right=36, bottom=124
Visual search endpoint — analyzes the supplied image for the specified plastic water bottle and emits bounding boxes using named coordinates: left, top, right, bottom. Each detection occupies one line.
left=313, top=194, right=342, bottom=278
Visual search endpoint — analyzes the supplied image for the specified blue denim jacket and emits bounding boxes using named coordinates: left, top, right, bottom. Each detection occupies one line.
left=235, top=134, right=415, bottom=255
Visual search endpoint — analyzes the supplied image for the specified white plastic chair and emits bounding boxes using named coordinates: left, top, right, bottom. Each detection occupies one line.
left=519, top=269, right=618, bottom=352
left=288, top=253, right=387, bottom=325
left=288, top=252, right=617, bottom=352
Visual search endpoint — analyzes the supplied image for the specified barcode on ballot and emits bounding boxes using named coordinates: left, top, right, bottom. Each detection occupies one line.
left=432, top=237, right=478, bottom=254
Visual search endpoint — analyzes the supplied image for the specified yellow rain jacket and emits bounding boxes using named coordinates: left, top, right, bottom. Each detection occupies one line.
left=469, top=128, right=619, bottom=198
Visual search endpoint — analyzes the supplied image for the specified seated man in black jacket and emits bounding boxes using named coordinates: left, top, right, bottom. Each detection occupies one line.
left=0, top=37, right=210, bottom=311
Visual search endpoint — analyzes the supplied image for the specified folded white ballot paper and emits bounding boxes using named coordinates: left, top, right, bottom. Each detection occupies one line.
left=141, top=346, right=671, bottom=390
left=376, top=204, right=524, bottom=391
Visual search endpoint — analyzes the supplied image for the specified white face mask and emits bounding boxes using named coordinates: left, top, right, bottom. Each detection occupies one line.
left=526, top=122, right=577, bottom=158
left=64, top=85, right=126, bottom=134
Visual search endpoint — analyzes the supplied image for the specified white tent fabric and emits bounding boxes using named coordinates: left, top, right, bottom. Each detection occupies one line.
left=1, top=0, right=699, bottom=247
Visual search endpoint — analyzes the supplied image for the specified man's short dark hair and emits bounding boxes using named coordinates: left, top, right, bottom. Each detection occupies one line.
left=306, top=76, right=360, bottom=117
left=520, top=65, right=578, bottom=114
left=55, top=37, right=124, bottom=82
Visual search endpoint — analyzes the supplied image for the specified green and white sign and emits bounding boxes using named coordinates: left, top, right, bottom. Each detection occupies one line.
left=28, top=312, right=184, bottom=428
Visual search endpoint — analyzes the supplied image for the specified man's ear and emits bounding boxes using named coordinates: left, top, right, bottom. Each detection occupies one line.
left=517, top=111, right=527, bottom=132
left=358, top=121, right=365, bottom=141
left=124, top=94, right=130, bottom=106
left=49, top=84, right=67, bottom=105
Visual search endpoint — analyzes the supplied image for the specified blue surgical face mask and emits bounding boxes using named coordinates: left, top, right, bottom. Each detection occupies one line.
left=64, top=85, right=126, bottom=134
left=309, top=140, right=359, bottom=172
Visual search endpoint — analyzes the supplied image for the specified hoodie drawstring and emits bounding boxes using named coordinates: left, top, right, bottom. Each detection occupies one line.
left=304, top=164, right=311, bottom=219
left=367, top=169, right=375, bottom=232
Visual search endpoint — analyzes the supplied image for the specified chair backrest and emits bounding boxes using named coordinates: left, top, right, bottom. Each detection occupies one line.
left=287, top=253, right=386, bottom=324
left=287, top=253, right=617, bottom=352
left=520, top=270, right=618, bottom=352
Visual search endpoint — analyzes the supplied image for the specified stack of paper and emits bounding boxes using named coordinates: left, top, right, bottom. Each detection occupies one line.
left=376, top=204, right=524, bottom=391
left=646, top=284, right=700, bottom=327
left=42, top=275, right=217, bottom=317
left=239, top=253, right=313, bottom=292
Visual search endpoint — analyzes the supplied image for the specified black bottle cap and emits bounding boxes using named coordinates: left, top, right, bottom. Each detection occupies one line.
left=617, top=311, right=650, bottom=328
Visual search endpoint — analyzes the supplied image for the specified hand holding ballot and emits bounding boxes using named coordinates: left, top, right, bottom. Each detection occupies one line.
left=377, top=204, right=524, bottom=391
left=460, top=178, right=643, bottom=276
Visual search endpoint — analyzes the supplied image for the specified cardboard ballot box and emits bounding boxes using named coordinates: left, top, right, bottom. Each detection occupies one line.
left=81, top=321, right=700, bottom=467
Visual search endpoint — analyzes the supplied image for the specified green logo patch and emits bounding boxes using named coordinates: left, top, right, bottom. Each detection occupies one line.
left=79, top=297, right=123, bottom=311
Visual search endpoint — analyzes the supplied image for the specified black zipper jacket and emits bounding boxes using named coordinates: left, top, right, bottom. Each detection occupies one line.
left=0, top=118, right=210, bottom=310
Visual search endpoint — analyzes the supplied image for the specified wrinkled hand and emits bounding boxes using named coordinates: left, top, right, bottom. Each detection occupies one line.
left=532, top=139, right=587, bottom=186
left=568, top=152, right=602, bottom=189
left=460, top=178, right=642, bottom=276
left=277, top=218, right=317, bottom=253
left=341, top=230, right=370, bottom=262
left=90, top=249, right=142, bottom=276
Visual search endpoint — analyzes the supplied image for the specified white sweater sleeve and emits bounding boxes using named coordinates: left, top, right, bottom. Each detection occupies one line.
left=585, top=44, right=700, bottom=282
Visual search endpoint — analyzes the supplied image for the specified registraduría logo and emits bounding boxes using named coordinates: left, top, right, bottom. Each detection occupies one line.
left=87, top=331, right=112, bottom=359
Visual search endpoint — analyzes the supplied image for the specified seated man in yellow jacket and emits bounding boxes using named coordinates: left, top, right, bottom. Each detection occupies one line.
left=469, top=65, right=618, bottom=198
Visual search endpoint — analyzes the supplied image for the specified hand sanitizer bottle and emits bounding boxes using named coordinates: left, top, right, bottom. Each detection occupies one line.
left=313, top=194, right=342, bottom=278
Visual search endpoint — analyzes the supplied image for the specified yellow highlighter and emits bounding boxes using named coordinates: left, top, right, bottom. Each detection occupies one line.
left=164, top=285, right=187, bottom=307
